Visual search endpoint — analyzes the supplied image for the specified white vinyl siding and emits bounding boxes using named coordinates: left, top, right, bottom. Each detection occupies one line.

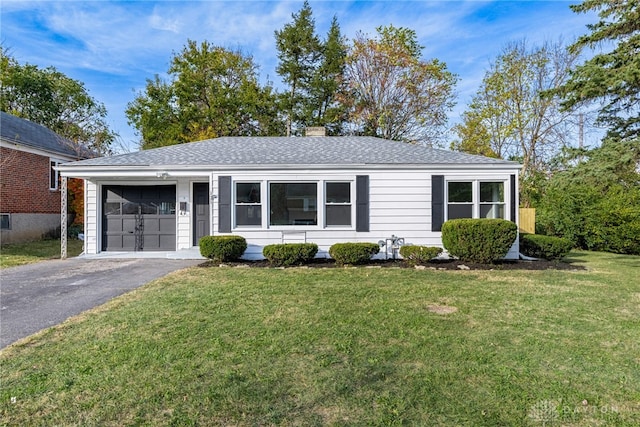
left=84, top=181, right=98, bottom=254
left=80, top=167, right=519, bottom=259
left=217, top=170, right=437, bottom=259
left=176, top=180, right=191, bottom=250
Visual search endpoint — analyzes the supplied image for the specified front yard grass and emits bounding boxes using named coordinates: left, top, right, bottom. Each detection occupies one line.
left=0, top=239, right=83, bottom=268
left=1, top=251, right=639, bottom=425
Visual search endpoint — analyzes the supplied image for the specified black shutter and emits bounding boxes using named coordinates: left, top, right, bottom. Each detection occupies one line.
left=218, top=176, right=232, bottom=233
left=356, top=175, right=369, bottom=232
left=510, top=174, right=517, bottom=223
left=432, top=175, right=445, bottom=231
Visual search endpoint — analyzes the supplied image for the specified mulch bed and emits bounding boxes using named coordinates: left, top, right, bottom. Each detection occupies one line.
left=199, top=258, right=584, bottom=271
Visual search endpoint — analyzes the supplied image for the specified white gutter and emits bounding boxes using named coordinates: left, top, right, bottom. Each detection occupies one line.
left=58, top=162, right=522, bottom=178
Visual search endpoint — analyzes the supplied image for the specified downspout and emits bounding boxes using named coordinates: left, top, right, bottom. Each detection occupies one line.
left=210, top=172, right=216, bottom=237
left=61, top=176, right=67, bottom=259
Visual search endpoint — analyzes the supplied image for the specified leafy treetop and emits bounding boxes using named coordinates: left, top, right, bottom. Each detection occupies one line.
left=1, top=48, right=116, bottom=155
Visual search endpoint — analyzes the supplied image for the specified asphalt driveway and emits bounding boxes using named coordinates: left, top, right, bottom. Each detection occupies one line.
left=0, top=258, right=203, bottom=348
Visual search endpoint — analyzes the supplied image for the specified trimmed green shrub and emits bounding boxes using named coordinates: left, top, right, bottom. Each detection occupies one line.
left=399, top=245, right=443, bottom=266
left=262, top=243, right=318, bottom=266
left=329, top=242, right=380, bottom=265
left=520, top=234, right=573, bottom=260
left=199, top=235, right=247, bottom=262
left=441, top=218, right=517, bottom=264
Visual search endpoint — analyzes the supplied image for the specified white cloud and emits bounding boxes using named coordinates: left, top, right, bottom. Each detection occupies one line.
left=1, top=0, right=599, bottom=151
left=149, top=8, right=182, bottom=34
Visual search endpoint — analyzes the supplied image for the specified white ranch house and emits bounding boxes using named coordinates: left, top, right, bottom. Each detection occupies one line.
left=57, top=136, right=522, bottom=259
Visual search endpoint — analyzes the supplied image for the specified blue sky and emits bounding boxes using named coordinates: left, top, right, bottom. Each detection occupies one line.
left=1, top=1, right=597, bottom=152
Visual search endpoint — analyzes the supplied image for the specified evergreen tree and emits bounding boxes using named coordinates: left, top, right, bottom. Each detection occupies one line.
left=555, top=0, right=640, bottom=140
left=274, top=1, right=321, bottom=136
left=305, top=16, right=348, bottom=135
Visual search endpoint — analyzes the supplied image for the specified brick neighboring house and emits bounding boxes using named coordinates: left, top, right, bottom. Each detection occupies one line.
left=1, top=112, right=89, bottom=244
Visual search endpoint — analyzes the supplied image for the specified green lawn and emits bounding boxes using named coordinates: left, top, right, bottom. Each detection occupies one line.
left=1, top=251, right=638, bottom=426
left=0, top=239, right=84, bottom=268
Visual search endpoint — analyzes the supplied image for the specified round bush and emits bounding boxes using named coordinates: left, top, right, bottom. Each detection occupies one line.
left=441, top=219, right=517, bottom=264
left=329, top=242, right=380, bottom=265
left=262, top=243, right=318, bottom=266
left=199, top=235, right=247, bottom=262
left=399, top=245, right=443, bottom=266
left=520, top=233, right=573, bottom=260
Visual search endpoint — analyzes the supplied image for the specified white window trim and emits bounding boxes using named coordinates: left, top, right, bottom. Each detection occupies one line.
left=50, top=159, right=61, bottom=191
left=479, top=181, right=506, bottom=219
left=268, top=181, right=320, bottom=229
left=230, top=178, right=356, bottom=231
left=446, top=179, right=508, bottom=220
left=324, top=181, right=354, bottom=228
left=446, top=181, right=475, bottom=217
left=233, top=181, right=263, bottom=228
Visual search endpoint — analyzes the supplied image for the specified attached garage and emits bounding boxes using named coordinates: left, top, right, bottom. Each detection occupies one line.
left=102, top=185, right=176, bottom=251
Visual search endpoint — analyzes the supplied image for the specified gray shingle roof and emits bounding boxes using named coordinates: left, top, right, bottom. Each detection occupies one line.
left=61, top=136, right=520, bottom=168
left=0, top=112, right=88, bottom=159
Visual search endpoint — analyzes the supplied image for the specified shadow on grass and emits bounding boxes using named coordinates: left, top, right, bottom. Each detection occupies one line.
left=562, top=251, right=591, bottom=265
left=567, top=250, right=640, bottom=268
left=0, top=239, right=84, bottom=268
left=200, top=256, right=586, bottom=271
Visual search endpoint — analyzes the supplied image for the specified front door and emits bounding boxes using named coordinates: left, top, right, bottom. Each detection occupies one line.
left=193, top=182, right=210, bottom=245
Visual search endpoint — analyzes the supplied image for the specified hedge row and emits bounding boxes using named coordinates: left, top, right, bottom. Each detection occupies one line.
left=520, top=233, right=573, bottom=260
left=198, top=237, right=383, bottom=266
left=200, top=219, right=523, bottom=266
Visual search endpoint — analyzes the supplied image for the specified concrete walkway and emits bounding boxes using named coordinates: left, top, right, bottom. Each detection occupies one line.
left=0, top=257, right=204, bottom=349
left=78, top=246, right=206, bottom=260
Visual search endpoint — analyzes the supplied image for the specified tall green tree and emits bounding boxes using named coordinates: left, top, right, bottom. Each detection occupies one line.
left=344, top=25, right=457, bottom=145
left=125, top=76, right=182, bottom=149
left=304, top=16, right=348, bottom=135
left=0, top=48, right=116, bottom=155
left=126, top=40, right=283, bottom=149
left=555, top=0, right=640, bottom=141
left=274, top=1, right=322, bottom=136
left=451, top=40, right=582, bottom=206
